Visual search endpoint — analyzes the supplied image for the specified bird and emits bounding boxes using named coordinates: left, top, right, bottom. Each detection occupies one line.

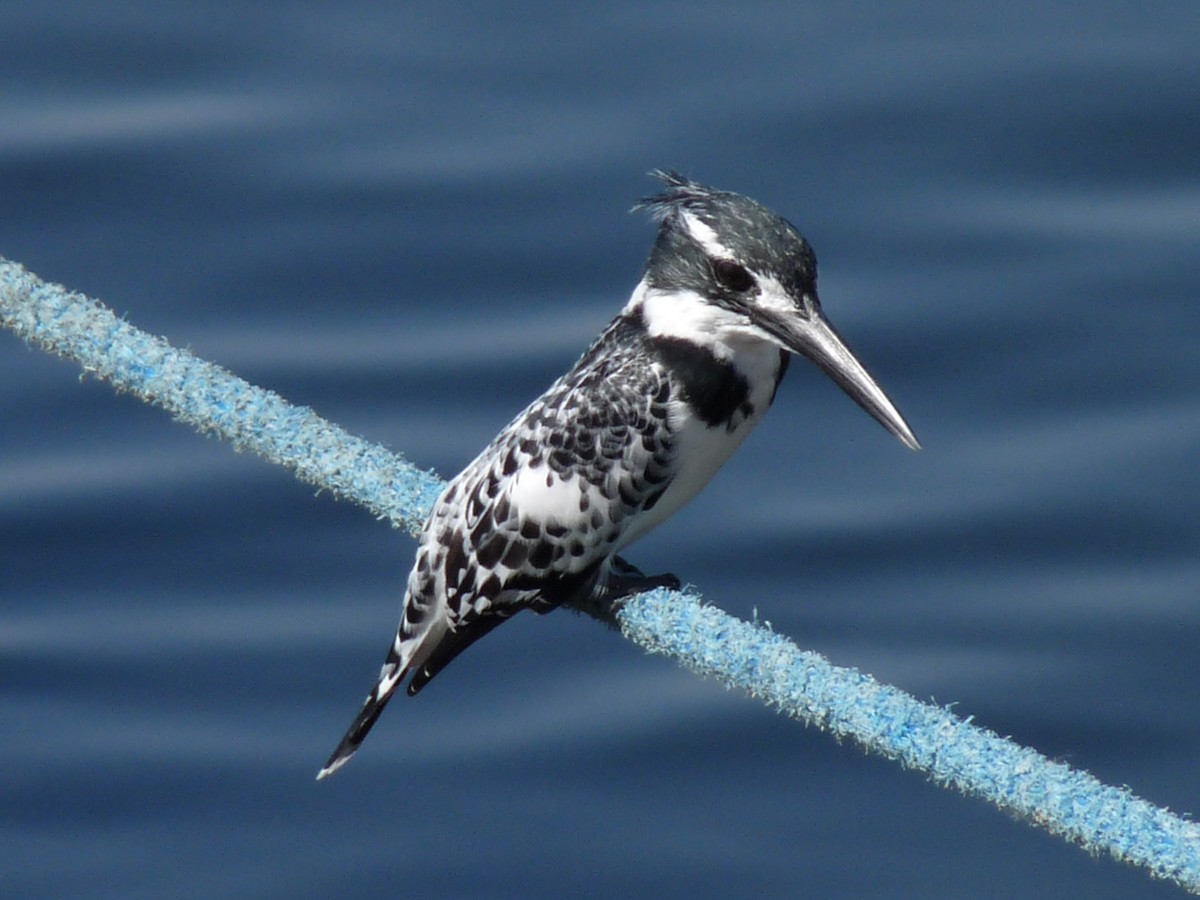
left=316, top=170, right=919, bottom=779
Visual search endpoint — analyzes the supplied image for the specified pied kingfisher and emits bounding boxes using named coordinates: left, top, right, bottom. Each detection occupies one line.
left=317, top=171, right=919, bottom=778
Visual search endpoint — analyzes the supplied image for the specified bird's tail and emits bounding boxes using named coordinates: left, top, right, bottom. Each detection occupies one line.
left=316, top=642, right=408, bottom=780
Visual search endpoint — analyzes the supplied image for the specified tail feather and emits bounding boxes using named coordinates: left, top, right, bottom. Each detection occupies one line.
left=406, top=612, right=508, bottom=697
left=316, top=647, right=408, bottom=780
left=317, top=599, right=526, bottom=777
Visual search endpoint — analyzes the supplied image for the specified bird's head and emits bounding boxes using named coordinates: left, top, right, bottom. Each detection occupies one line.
left=634, top=170, right=919, bottom=450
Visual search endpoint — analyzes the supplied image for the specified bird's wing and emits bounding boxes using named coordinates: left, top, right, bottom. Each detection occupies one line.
left=426, top=321, right=679, bottom=622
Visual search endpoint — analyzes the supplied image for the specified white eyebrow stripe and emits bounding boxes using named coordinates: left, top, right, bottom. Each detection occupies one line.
left=754, top=273, right=795, bottom=312
left=681, top=211, right=735, bottom=259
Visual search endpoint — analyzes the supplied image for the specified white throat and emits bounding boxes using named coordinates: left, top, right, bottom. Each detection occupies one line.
left=624, top=278, right=774, bottom=363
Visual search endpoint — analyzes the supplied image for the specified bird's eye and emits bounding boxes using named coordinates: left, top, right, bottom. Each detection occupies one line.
left=712, top=259, right=755, bottom=293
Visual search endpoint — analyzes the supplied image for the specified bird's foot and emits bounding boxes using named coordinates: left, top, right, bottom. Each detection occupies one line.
left=568, top=556, right=680, bottom=626
left=605, top=555, right=681, bottom=601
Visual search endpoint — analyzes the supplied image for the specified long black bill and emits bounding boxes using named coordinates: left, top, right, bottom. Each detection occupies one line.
left=767, top=306, right=920, bottom=451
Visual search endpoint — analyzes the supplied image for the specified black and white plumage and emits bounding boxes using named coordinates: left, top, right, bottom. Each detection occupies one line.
left=317, top=171, right=919, bottom=778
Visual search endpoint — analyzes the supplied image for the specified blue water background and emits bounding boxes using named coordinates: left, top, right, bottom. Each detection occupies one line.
left=2, top=3, right=1198, bottom=897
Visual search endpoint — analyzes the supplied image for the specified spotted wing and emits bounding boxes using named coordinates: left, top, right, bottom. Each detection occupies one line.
left=410, top=313, right=679, bottom=659
left=318, top=316, right=677, bottom=778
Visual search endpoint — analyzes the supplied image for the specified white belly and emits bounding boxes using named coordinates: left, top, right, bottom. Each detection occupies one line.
left=615, top=340, right=782, bottom=550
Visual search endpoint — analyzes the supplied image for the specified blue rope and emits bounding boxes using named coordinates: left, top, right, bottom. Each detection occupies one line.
left=3, top=256, right=1198, bottom=893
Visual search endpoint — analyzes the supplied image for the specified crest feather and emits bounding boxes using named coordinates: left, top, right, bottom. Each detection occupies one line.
left=633, top=169, right=726, bottom=220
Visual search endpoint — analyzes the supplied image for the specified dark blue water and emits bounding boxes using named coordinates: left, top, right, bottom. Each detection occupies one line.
left=3, top=3, right=1198, bottom=897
